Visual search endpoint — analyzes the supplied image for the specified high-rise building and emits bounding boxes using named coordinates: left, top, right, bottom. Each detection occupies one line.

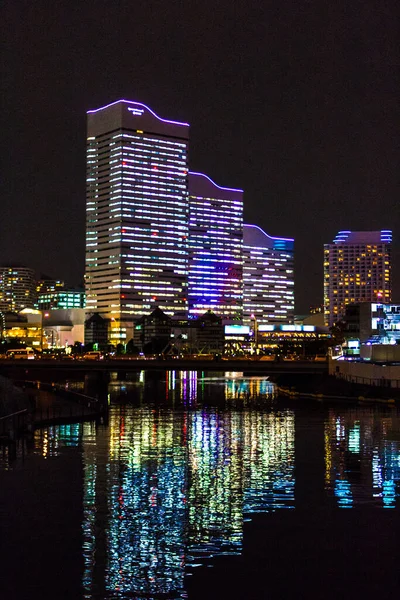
left=0, top=266, right=36, bottom=312
left=243, top=225, right=294, bottom=325
left=85, top=100, right=190, bottom=342
left=324, top=230, right=392, bottom=327
left=188, top=172, right=243, bottom=322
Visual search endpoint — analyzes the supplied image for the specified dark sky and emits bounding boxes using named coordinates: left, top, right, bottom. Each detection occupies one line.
left=1, top=0, right=399, bottom=313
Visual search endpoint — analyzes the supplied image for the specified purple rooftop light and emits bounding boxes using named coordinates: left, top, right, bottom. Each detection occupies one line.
left=189, top=171, right=243, bottom=193
left=244, top=223, right=294, bottom=242
left=87, top=99, right=190, bottom=127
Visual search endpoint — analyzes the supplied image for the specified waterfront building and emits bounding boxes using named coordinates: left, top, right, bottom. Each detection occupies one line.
left=187, top=309, right=225, bottom=353
left=37, top=289, right=85, bottom=311
left=85, top=99, right=190, bottom=343
left=1, top=310, right=42, bottom=348
left=324, top=230, right=392, bottom=327
left=0, top=266, right=36, bottom=312
left=133, top=306, right=172, bottom=352
left=36, top=277, right=64, bottom=296
left=41, top=308, right=86, bottom=348
left=223, top=322, right=329, bottom=356
left=243, top=225, right=294, bottom=326
left=188, top=172, right=243, bottom=323
left=342, top=302, right=400, bottom=344
left=84, top=313, right=109, bottom=348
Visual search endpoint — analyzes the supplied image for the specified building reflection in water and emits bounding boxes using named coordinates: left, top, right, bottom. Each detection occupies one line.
left=79, top=370, right=294, bottom=599
left=324, top=408, right=400, bottom=508
left=4, top=375, right=400, bottom=597
left=33, top=424, right=81, bottom=459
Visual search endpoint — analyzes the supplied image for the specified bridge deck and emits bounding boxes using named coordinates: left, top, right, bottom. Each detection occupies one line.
left=0, top=358, right=328, bottom=375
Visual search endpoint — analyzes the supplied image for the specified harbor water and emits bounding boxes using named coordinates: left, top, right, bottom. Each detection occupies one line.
left=1, top=371, right=400, bottom=599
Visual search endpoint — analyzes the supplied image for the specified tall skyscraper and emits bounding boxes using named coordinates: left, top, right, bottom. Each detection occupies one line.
left=188, top=172, right=243, bottom=322
left=243, top=225, right=294, bottom=325
left=85, top=100, right=189, bottom=342
left=324, top=230, right=392, bottom=327
left=0, top=266, right=36, bottom=312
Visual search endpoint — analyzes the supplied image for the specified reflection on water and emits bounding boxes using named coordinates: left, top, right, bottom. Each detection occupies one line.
left=33, top=424, right=81, bottom=458
left=2, top=371, right=400, bottom=599
left=325, top=408, right=400, bottom=508
left=81, top=404, right=294, bottom=599
left=101, top=370, right=277, bottom=408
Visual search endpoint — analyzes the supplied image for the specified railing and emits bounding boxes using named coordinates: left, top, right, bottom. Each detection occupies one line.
left=33, top=402, right=97, bottom=424
left=11, top=381, right=103, bottom=427
left=335, top=372, right=400, bottom=388
left=0, top=409, right=29, bottom=441
left=17, top=380, right=101, bottom=411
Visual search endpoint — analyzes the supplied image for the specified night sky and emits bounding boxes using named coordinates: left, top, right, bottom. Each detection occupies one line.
left=1, top=0, right=399, bottom=313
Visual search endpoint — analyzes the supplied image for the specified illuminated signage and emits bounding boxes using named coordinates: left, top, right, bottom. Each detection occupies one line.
left=225, top=325, right=250, bottom=335
left=127, top=107, right=145, bottom=117
left=347, top=340, right=360, bottom=349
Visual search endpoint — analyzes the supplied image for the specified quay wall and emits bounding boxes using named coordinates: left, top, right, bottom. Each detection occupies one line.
left=329, top=359, right=400, bottom=388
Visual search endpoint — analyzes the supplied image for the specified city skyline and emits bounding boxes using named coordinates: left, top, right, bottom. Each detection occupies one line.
left=84, top=98, right=297, bottom=331
left=1, top=2, right=398, bottom=314
left=1, top=86, right=395, bottom=325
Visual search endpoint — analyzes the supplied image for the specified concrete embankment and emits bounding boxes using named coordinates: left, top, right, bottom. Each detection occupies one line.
left=1, top=376, right=102, bottom=445
left=0, top=375, right=32, bottom=443
left=0, top=375, right=30, bottom=417
left=274, top=372, right=399, bottom=404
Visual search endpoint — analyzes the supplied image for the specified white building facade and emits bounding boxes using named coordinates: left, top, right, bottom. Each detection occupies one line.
left=243, top=225, right=294, bottom=326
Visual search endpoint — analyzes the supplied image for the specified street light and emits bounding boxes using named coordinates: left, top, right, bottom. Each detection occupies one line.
left=41, top=312, right=50, bottom=351
left=251, top=313, right=258, bottom=353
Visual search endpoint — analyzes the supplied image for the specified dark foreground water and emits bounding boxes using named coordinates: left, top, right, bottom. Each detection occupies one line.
left=1, top=371, right=400, bottom=599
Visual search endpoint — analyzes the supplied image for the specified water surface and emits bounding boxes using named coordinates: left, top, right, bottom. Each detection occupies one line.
left=1, top=371, right=400, bottom=599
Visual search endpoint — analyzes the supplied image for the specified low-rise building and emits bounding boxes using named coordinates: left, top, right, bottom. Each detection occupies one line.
left=342, top=302, right=400, bottom=344
left=187, top=310, right=224, bottom=354
left=84, top=313, right=109, bottom=348
left=133, top=307, right=172, bottom=352
left=42, top=308, right=85, bottom=348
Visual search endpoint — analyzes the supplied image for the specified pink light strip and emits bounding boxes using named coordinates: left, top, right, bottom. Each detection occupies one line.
left=87, top=99, right=189, bottom=127
left=189, top=171, right=243, bottom=193
left=244, top=223, right=294, bottom=242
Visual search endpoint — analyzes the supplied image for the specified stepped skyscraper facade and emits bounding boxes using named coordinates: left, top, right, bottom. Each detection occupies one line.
left=85, top=100, right=190, bottom=342
left=243, top=225, right=294, bottom=325
left=188, top=172, right=243, bottom=323
left=85, top=99, right=294, bottom=343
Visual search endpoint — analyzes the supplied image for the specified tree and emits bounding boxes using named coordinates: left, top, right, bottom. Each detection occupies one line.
left=125, top=339, right=140, bottom=355
left=329, top=320, right=347, bottom=346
